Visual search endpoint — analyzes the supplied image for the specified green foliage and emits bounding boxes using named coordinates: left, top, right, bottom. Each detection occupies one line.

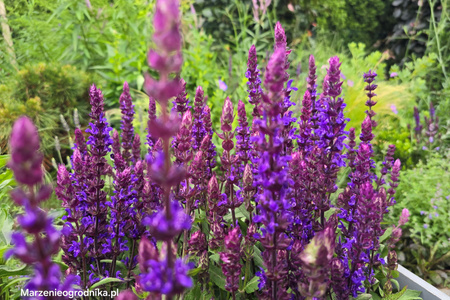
left=389, top=153, right=450, bottom=287
left=193, top=0, right=393, bottom=48
left=0, top=63, right=90, bottom=154
left=12, top=63, right=91, bottom=112
left=293, top=42, right=414, bottom=132
left=0, top=155, right=15, bottom=204
left=1, top=0, right=155, bottom=104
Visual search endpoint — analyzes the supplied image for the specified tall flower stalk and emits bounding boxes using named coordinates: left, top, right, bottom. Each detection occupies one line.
left=7, top=117, right=77, bottom=296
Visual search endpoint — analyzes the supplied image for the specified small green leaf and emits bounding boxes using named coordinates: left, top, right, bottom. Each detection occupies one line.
left=89, top=277, right=124, bottom=291
left=244, top=276, right=259, bottom=294
left=188, top=267, right=202, bottom=277
left=385, top=286, right=407, bottom=300
left=380, top=227, right=393, bottom=244
left=209, top=253, right=220, bottom=264
left=209, top=264, right=226, bottom=291
left=397, top=289, right=422, bottom=300
left=253, top=245, right=264, bottom=267
left=355, top=293, right=372, bottom=300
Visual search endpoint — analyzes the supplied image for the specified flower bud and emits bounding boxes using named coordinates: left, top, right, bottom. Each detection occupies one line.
left=8, top=117, right=43, bottom=185
left=138, top=236, right=159, bottom=273
left=208, top=175, right=220, bottom=199
left=221, top=97, right=234, bottom=132
left=243, top=164, right=254, bottom=191
left=398, top=208, right=410, bottom=226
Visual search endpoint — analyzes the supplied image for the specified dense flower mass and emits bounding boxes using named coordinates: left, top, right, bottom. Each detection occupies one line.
left=5, top=3, right=410, bottom=300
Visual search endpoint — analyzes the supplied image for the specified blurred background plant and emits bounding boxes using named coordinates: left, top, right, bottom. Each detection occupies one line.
left=389, top=152, right=450, bottom=287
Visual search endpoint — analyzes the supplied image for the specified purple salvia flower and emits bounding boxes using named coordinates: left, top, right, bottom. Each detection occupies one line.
left=132, top=133, right=141, bottom=163
left=220, top=228, right=242, bottom=296
left=363, top=70, right=378, bottom=127
left=112, top=130, right=127, bottom=172
left=307, top=55, right=320, bottom=132
left=144, top=0, right=183, bottom=104
left=274, top=21, right=287, bottom=53
left=246, top=45, right=263, bottom=118
left=201, top=106, right=216, bottom=177
left=253, top=48, right=293, bottom=299
left=146, top=97, right=157, bottom=154
left=174, top=110, right=193, bottom=165
left=119, top=81, right=135, bottom=164
left=236, top=100, right=251, bottom=169
left=188, top=230, right=209, bottom=285
left=83, top=84, right=113, bottom=278
left=172, top=78, right=189, bottom=116
left=8, top=117, right=43, bottom=185
left=192, top=86, right=206, bottom=151
left=413, top=107, right=422, bottom=135
left=74, top=128, right=87, bottom=155
left=140, top=0, right=192, bottom=295
left=7, top=117, right=78, bottom=295
left=104, top=167, right=134, bottom=277
left=313, top=56, right=348, bottom=226
left=298, top=226, right=336, bottom=298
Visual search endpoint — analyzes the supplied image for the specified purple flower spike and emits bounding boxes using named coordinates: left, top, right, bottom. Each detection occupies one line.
left=8, top=117, right=43, bottom=185
left=119, top=81, right=135, bottom=164
left=220, top=227, right=242, bottom=294
left=274, top=21, right=287, bottom=52
left=8, top=117, right=77, bottom=294
left=246, top=45, right=263, bottom=118
left=144, top=0, right=183, bottom=104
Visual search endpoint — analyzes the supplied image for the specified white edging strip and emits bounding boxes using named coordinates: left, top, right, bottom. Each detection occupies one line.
left=397, top=264, right=450, bottom=300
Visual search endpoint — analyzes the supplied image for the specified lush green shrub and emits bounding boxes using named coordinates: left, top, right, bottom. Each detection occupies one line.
left=1, top=0, right=155, bottom=104
left=0, top=63, right=91, bottom=155
left=389, top=153, right=450, bottom=286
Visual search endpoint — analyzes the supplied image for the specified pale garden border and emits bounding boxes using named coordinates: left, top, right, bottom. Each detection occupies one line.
left=397, top=264, right=450, bottom=299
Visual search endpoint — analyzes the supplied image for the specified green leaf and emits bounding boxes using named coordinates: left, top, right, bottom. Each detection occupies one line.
left=209, top=253, right=220, bottom=264
left=0, top=264, right=30, bottom=279
left=184, top=283, right=202, bottom=300
left=99, top=259, right=127, bottom=270
left=397, top=289, right=422, bottom=300
left=244, top=275, right=259, bottom=294
left=380, top=227, right=393, bottom=244
left=253, top=245, right=264, bottom=268
left=391, top=279, right=400, bottom=291
left=188, top=267, right=202, bottom=277
left=209, top=264, right=226, bottom=291
left=89, top=277, right=124, bottom=291
left=0, top=210, right=13, bottom=245
left=384, top=286, right=407, bottom=300
left=355, top=294, right=373, bottom=300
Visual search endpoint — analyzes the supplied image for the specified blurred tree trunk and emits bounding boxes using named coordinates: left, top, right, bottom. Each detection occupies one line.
left=0, top=0, right=17, bottom=69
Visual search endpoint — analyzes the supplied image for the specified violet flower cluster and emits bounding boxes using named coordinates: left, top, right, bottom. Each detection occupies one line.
left=6, top=4, right=410, bottom=300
